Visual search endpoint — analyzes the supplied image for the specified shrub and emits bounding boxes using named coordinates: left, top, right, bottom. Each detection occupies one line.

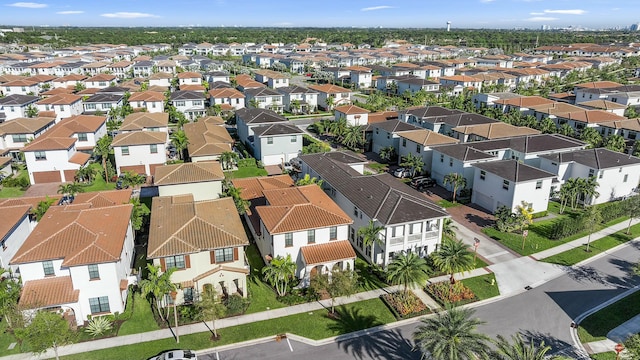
left=178, top=305, right=199, bottom=322
left=85, top=316, right=113, bottom=337
left=237, top=158, right=257, bottom=168
left=381, top=292, right=428, bottom=319
left=426, top=281, right=475, bottom=305
left=598, top=199, right=631, bottom=223
left=2, top=174, right=29, bottom=188
left=531, top=211, right=548, bottom=219
left=549, top=216, right=585, bottom=240
left=224, top=294, right=250, bottom=316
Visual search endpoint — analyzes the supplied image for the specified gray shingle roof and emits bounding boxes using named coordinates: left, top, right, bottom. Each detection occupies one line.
left=432, top=144, right=497, bottom=162
left=473, top=160, right=555, bottom=182
left=0, top=94, right=39, bottom=106
left=253, top=123, right=304, bottom=137
left=235, top=108, right=288, bottom=124
left=539, top=148, right=640, bottom=169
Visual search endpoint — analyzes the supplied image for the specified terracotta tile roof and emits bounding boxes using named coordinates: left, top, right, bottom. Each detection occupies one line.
left=367, top=111, right=398, bottom=123
left=575, top=81, right=622, bottom=89
left=235, top=74, right=266, bottom=89
left=3, top=79, right=39, bottom=87
left=177, top=71, right=202, bottom=79
left=0, top=117, right=55, bottom=136
left=334, top=104, right=370, bottom=115
left=41, top=87, right=75, bottom=96
left=128, top=91, right=165, bottom=103
left=0, top=156, right=10, bottom=168
left=254, top=69, right=289, bottom=79
left=300, top=240, right=356, bottom=265
left=555, top=110, right=627, bottom=124
left=398, top=129, right=459, bottom=146
left=308, top=84, right=352, bottom=94
left=0, top=205, right=31, bottom=240
left=256, top=185, right=352, bottom=234
left=120, top=112, right=169, bottom=131
left=0, top=195, right=61, bottom=212
left=11, top=204, right=133, bottom=266
left=86, top=74, right=116, bottom=82
left=528, top=102, right=585, bottom=114
left=184, top=117, right=233, bottom=158
left=608, top=118, right=640, bottom=131
left=208, top=88, right=244, bottom=99
left=19, top=277, right=79, bottom=309
left=579, top=99, right=627, bottom=110
left=69, top=152, right=91, bottom=165
left=36, top=94, right=82, bottom=105
left=154, top=161, right=224, bottom=185
left=22, top=137, right=76, bottom=152
left=232, top=174, right=295, bottom=200
left=72, top=189, right=133, bottom=208
left=148, top=72, right=173, bottom=80
left=193, top=265, right=249, bottom=282
left=148, top=195, right=249, bottom=258
left=179, top=84, right=206, bottom=92
left=452, top=123, right=540, bottom=139
left=112, top=131, right=167, bottom=146
left=494, top=96, right=555, bottom=108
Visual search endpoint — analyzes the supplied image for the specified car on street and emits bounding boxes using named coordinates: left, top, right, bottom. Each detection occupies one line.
left=148, top=350, right=197, bottom=360
left=393, top=167, right=411, bottom=178
left=410, top=177, right=436, bottom=190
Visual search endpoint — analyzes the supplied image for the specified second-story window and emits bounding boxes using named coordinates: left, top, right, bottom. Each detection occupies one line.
left=307, top=230, right=315, bottom=244
left=88, top=264, right=100, bottom=280
left=43, top=260, right=54, bottom=276
left=285, top=233, right=293, bottom=247
left=330, top=226, right=337, bottom=240
left=166, top=255, right=186, bottom=269
left=12, top=134, right=27, bottom=143
left=150, top=144, right=158, bottom=154
left=121, top=146, right=130, bottom=156
left=78, top=133, right=88, bottom=141
left=35, top=151, right=46, bottom=161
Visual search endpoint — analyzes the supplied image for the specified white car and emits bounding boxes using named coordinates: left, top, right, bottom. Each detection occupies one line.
left=148, top=350, right=197, bottom=360
left=393, top=168, right=410, bottom=178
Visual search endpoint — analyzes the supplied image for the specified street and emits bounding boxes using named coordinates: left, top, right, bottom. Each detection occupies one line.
left=200, top=241, right=640, bottom=359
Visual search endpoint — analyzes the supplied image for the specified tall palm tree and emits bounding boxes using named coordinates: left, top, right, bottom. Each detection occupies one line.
left=580, top=127, right=602, bottom=149
left=431, top=237, right=474, bottom=284
left=340, top=125, right=365, bottom=151
left=579, top=176, right=600, bottom=208
left=558, top=178, right=579, bottom=213
left=326, top=95, right=335, bottom=110
left=358, top=220, right=385, bottom=260
left=493, top=334, right=551, bottom=360
left=386, top=252, right=430, bottom=294
left=262, top=255, right=296, bottom=297
left=170, top=129, right=189, bottom=160
left=443, top=172, right=467, bottom=203
left=94, top=135, right=113, bottom=183
left=139, top=264, right=177, bottom=321
left=222, top=184, right=250, bottom=215
left=219, top=151, right=238, bottom=170
left=57, top=182, right=84, bottom=198
left=557, top=123, right=575, bottom=137
left=603, top=134, right=626, bottom=153
left=442, top=218, right=458, bottom=239
left=413, top=305, right=490, bottom=360
left=328, top=117, right=347, bottom=137
left=400, top=153, right=425, bottom=177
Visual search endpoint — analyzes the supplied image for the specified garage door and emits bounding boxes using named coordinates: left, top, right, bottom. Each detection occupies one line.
left=473, top=191, right=494, bottom=213
left=120, top=165, right=146, bottom=175
left=33, top=170, right=62, bottom=184
left=262, top=154, right=284, bottom=166
left=63, top=170, right=77, bottom=183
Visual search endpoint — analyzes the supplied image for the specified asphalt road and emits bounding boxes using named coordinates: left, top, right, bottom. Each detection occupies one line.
left=201, top=242, right=640, bottom=360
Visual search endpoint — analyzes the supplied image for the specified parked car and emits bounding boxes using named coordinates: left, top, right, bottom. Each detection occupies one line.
left=393, top=167, right=411, bottom=178
left=411, top=177, right=436, bottom=190
left=148, top=350, right=197, bottom=360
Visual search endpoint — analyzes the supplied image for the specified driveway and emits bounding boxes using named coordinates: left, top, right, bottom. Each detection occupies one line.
left=422, top=185, right=495, bottom=234
left=22, top=182, right=64, bottom=197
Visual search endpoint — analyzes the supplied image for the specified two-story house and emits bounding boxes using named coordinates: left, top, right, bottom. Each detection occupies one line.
left=235, top=108, right=289, bottom=147
left=0, top=204, right=32, bottom=272
left=111, top=131, right=167, bottom=176
left=277, top=86, right=319, bottom=114
left=2, top=78, right=40, bottom=96
left=51, top=74, right=88, bottom=89
left=170, top=90, right=206, bottom=120
left=333, top=105, right=369, bottom=126
left=177, top=72, right=203, bottom=88
left=397, top=129, right=459, bottom=173
left=0, top=116, right=56, bottom=160
left=370, top=120, right=421, bottom=155
left=154, top=161, right=224, bottom=201
left=252, top=123, right=304, bottom=166
left=10, top=200, right=135, bottom=326
left=119, top=112, right=169, bottom=133
left=128, top=91, right=165, bottom=113
left=308, top=84, right=353, bottom=110
left=254, top=69, right=290, bottom=89
left=299, top=151, right=450, bottom=266
left=183, top=116, right=234, bottom=162
left=148, top=72, right=173, bottom=88
left=82, top=93, right=124, bottom=116
left=244, top=87, right=284, bottom=114
left=148, top=195, right=250, bottom=303
left=132, top=61, right=154, bottom=78
left=35, top=94, right=84, bottom=123
left=84, top=74, right=117, bottom=89
left=207, top=88, right=245, bottom=110
left=430, top=143, right=498, bottom=192
left=255, top=185, right=355, bottom=286
left=0, top=95, right=40, bottom=122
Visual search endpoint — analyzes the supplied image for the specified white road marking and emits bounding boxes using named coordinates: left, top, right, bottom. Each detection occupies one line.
left=286, top=338, right=294, bottom=352
left=484, top=250, right=510, bottom=259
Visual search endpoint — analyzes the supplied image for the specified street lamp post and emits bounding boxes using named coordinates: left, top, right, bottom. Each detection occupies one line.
left=171, top=292, right=179, bottom=344
left=615, top=343, right=624, bottom=360
left=473, top=238, right=480, bottom=265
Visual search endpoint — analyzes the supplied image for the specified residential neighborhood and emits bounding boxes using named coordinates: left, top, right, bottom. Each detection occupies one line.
left=2, top=18, right=640, bottom=360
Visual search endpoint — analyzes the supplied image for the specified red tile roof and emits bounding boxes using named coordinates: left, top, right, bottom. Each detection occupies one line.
left=300, top=240, right=356, bottom=265
left=19, top=276, right=79, bottom=309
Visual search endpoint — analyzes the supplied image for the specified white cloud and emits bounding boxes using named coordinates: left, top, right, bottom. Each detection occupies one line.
left=57, top=10, right=83, bottom=14
left=100, top=12, right=159, bottom=19
left=525, top=16, right=558, bottom=22
left=543, top=9, right=586, bottom=15
left=480, top=0, right=495, bottom=3
left=530, top=12, right=544, bottom=15
left=6, top=2, right=47, bottom=8
left=361, top=5, right=393, bottom=12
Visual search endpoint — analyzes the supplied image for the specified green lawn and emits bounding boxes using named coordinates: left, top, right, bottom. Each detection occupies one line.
left=226, top=166, right=268, bottom=179
left=0, top=320, right=21, bottom=355
left=437, top=199, right=461, bottom=208
left=355, top=256, right=388, bottom=292
left=578, top=290, right=640, bottom=343
left=366, top=162, right=388, bottom=174
left=542, top=223, right=640, bottom=266
left=460, top=273, right=499, bottom=301
left=118, top=292, right=160, bottom=336
left=80, top=177, right=117, bottom=192
left=60, top=298, right=395, bottom=360
left=0, top=187, right=25, bottom=198
left=589, top=352, right=616, bottom=360
left=243, top=244, right=285, bottom=314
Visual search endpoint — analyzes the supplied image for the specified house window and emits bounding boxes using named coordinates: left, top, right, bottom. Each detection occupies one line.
left=624, top=174, right=629, bottom=182
left=89, top=296, right=110, bottom=314
left=85, top=103, right=96, bottom=110
left=402, top=139, right=407, bottom=147
left=536, top=180, right=543, bottom=189
left=349, top=227, right=355, bottom=241
left=121, top=146, right=129, bottom=156
left=503, top=180, right=510, bottom=190
left=449, top=159, right=453, bottom=167
left=416, top=144, right=421, bottom=153
left=267, top=137, right=273, bottom=144
left=589, top=169, right=595, bottom=177
left=290, top=135, right=297, bottom=143
left=440, top=154, right=444, bottom=163
left=150, top=144, right=158, bottom=154
left=34, top=151, right=46, bottom=161
left=78, top=133, right=88, bottom=141
left=480, top=170, right=486, bottom=180
left=12, top=134, right=27, bottom=143
left=98, top=81, right=107, bottom=87
left=353, top=207, right=359, bottom=216
left=165, top=255, right=186, bottom=269
left=330, top=226, right=337, bottom=240
left=102, top=103, right=112, bottom=109
left=193, top=101, right=202, bottom=106
left=599, top=172, right=603, bottom=179
left=214, top=248, right=234, bottom=263
left=175, top=101, right=185, bottom=107
left=88, top=264, right=100, bottom=280
left=183, top=287, right=194, bottom=303
left=307, top=229, right=315, bottom=244
left=285, top=233, right=293, bottom=247
left=42, top=260, right=54, bottom=276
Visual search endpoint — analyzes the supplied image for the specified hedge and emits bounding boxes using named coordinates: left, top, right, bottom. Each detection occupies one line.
left=548, top=198, right=634, bottom=240
left=237, top=158, right=257, bottom=168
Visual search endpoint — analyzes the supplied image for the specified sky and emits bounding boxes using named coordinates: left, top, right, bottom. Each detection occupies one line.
left=0, top=0, right=638, bottom=29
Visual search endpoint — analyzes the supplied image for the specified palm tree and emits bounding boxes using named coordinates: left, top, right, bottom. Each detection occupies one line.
left=221, top=184, right=250, bottom=215
left=74, top=165, right=96, bottom=184
left=538, top=118, right=557, bottom=134
left=493, top=334, right=551, bottom=360
left=431, top=237, right=474, bottom=284
left=379, top=146, right=397, bottom=164
left=578, top=176, right=600, bottom=208
left=557, top=123, right=575, bottom=137
left=328, top=117, right=347, bottom=137
left=57, top=182, right=84, bottom=198
left=25, top=105, right=38, bottom=118
left=443, top=172, right=467, bottom=203
left=400, top=153, right=425, bottom=178
left=413, top=305, right=490, bottom=360
left=295, top=174, right=323, bottom=187
left=262, top=255, right=296, bottom=297
left=580, top=127, right=603, bottom=149
left=170, top=129, right=189, bottom=160
left=340, top=125, right=365, bottom=151
left=33, top=197, right=55, bottom=222
left=94, top=135, right=113, bottom=183
left=139, top=264, right=177, bottom=321
left=603, top=134, right=626, bottom=153
left=357, top=220, right=385, bottom=260
left=219, top=151, right=239, bottom=170
left=558, top=178, right=578, bottom=213
left=386, top=252, right=430, bottom=294
left=442, top=218, right=458, bottom=239
left=326, top=95, right=335, bottom=110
